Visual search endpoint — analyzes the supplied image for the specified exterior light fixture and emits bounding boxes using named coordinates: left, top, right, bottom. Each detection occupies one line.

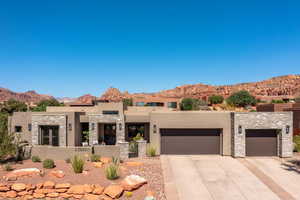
left=238, top=125, right=242, bottom=134
left=68, top=123, right=72, bottom=131
left=153, top=124, right=157, bottom=134
left=91, top=123, right=95, bottom=131
left=28, top=124, right=32, bottom=131
left=119, top=123, right=122, bottom=131
left=286, top=125, right=290, bottom=134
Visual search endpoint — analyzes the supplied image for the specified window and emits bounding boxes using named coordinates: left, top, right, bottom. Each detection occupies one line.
left=135, top=102, right=145, bottom=106
left=167, top=102, right=177, bottom=108
left=102, top=110, right=119, bottom=115
left=39, top=126, right=59, bottom=146
left=15, top=126, right=22, bottom=133
left=146, top=102, right=164, bottom=107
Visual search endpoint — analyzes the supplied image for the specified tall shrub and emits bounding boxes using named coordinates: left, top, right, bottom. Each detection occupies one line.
left=71, top=155, right=85, bottom=173
left=180, top=98, right=207, bottom=110
left=208, top=95, right=224, bottom=104
left=226, top=90, right=256, bottom=107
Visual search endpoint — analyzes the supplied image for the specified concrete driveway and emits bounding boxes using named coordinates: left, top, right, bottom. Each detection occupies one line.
left=161, top=155, right=300, bottom=200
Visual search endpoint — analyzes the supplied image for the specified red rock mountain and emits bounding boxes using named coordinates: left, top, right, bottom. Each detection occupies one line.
left=0, top=88, right=54, bottom=103
left=99, top=75, right=300, bottom=102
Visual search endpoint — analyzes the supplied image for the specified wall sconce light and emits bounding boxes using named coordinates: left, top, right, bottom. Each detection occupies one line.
left=238, top=125, right=242, bottom=134
left=91, top=123, right=95, bottom=131
left=119, top=123, right=122, bottom=131
left=28, top=124, right=32, bottom=131
left=68, top=123, right=72, bottom=131
left=153, top=124, right=157, bottom=134
left=286, top=125, right=290, bottom=134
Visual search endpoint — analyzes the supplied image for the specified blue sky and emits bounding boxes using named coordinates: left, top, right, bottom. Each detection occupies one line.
left=0, top=0, right=299, bottom=97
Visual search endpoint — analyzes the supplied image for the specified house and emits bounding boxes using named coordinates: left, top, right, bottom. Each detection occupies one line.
left=9, top=102, right=293, bottom=160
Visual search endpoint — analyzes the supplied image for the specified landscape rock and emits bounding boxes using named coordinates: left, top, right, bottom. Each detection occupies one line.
left=73, top=194, right=83, bottom=199
left=104, top=184, right=124, bottom=198
left=121, top=175, right=147, bottom=191
left=60, top=193, right=72, bottom=198
left=100, top=157, right=112, bottom=164
left=11, top=183, right=26, bottom=192
left=4, top=168, right=40, bottom=181
left=18, top=191, right=29, bottom=196
left=25, top=184, right=36, bottom=191
left=83, top=184, right=94, bottom=193
left=55, top=183, right=71, bottom=189
left=85, top=194, right=100, bottom=200
left=49, top=170, right=65, bottom=178
left=22, top=194, right=34, bottom=200
left=93, top=162, right=103, bottom=168
left=0, top=185, right=10, bottom=192
left=43, top=181, right=55, bottom=189
left=6, top=190, right=17, bottom=198
left=33, top=193, right=45, bottom=198
left=125, top=161, right=143, bottom=167
left=56, top=188, right=68, bottom=193
left=47, top=192, right=59, bottom=198
left=92, top=185, right=104, bottom=195
left=67, top=185, right=85, bottom=195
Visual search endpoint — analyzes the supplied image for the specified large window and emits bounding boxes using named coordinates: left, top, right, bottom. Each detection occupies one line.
left=167, top=102, right=177, bottom=108
left=102, top=110, right=119, bottom=115
left=39, top=126, right=59, bottom=146
left=135, top=102, right=145, bottom=106
left=126, top=123, right=150, bottom=142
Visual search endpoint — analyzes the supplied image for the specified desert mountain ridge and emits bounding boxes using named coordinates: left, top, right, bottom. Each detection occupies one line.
left=1, top=74, right=300, bottom=104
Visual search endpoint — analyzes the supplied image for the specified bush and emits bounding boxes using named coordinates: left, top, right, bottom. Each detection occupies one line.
left=208, top=95, right=224, bottom=104
left=180, top=98, right=207, bottom=110
left=31, top=156, right=41, bottom=163
left=129, top=141, right=138, bottom=153
left=294, top=136, right=300, bottom=152
left=147, top=146, right=156, bottom=157
left=90, top=154, right=101, bottom=162
left=71, top=155, right=85, bottom=173
left=226, top=90, right=256, bottom=107
left=271, top=99, right=285, bottom=104
left=43, top=159, right=55, bottom=169
left=3, top=164, right=13, bottom=171
left=65, top=158, right=71, bottom=163
left=105, top=164, right=119, bottom=180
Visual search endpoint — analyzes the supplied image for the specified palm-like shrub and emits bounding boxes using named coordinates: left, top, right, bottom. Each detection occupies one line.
left=43, top=159, right=55, bottom=169
left=71, top=155, right=85, bottom=173
left=105, top=163, right=119, bottom=180
left=147, top=146, right=156, bottom=157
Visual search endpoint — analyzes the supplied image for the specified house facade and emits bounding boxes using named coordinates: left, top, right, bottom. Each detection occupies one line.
left=9, top=102, right=293, bottom=160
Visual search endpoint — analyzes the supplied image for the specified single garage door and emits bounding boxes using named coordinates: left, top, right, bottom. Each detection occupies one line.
left=160, top=129, right=221, bottom=154
left=246, top=129, right=277, bottom=156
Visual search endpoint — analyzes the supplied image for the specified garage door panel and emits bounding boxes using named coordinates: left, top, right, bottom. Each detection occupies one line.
left=161, top=129, right=221, bottom=155
left=246, top=129, right=277, bottom=156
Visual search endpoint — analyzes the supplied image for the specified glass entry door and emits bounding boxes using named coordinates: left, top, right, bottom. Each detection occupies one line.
left=40, top=126, right=59, bottom=146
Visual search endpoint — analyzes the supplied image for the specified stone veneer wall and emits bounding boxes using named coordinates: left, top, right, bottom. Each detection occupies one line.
left=233, top=112, right=293, bottom=158
left=32, top=114, right=67, bottom=147
left=88, top=114, right=125, bottom=145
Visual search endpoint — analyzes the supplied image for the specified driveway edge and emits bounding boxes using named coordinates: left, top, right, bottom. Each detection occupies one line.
left=161, top=155, right=180, bottom=200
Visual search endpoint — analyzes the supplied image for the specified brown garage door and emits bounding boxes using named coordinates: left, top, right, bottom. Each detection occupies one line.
left=246, top=129, right=277, bottom=156
left=160, top=129, right=221, bottom=154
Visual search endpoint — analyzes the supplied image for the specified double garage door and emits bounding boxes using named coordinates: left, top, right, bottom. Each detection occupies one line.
left=161, top=129, right=221, bottom=155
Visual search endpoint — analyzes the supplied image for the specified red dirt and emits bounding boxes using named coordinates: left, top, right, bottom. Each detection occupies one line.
left=0, top=157, right=166, bottom=200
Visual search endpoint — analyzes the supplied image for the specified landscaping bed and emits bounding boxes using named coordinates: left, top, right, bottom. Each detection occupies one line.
left=0, top=156, right=166, bottom=200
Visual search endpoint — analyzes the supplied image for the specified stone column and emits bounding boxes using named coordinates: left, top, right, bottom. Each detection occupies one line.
left=116, top=118, right=125, bottom=142
left=137, top=140, right=147, bottom=158
left=89, top=122, right=98, bottom=145
left=117, top=141, right=129, bottom=160
left=280, top=126, right=293, bottom=158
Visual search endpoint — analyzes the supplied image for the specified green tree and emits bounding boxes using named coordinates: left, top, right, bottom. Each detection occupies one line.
left=0, top=99, right=27, bottom=114
left=31, top=99, right=63, bottom=112
left=226, top=90, right=256, bottom=107
left=0, top=113, right=16, bottom=161
left=208, top=95, right=224, bottom=104
left=271, top=99, right=285, bottom=104
left=123, top=98, right=133, bottom=107
left=180, top=98, right=207, bottom=110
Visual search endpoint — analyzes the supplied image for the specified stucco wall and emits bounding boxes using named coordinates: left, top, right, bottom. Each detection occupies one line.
left=149, top=111, right=232, bottom=155
left=10, top=112, right=32, bottom=144
left=233, top=112, right=293, bottom=158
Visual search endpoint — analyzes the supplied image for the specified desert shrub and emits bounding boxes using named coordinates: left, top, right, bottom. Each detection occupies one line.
left=271, top=99, right=285, bottom=104
left=295, top=97, right=300, bottom=103
left=125, top=191, right=133, bottom=198
left=3, top=163, right=13, bottom=171
left=31, top=99, right=63, bottom=112
left=129, top=141, right=138, bottom=153
left=71, top=155, right=85, bottom=173
left=123, top=98, right=133, bottom=107
left=147, top=146, right=156, bottom=157
left=31, top=156, right=41, bottom=163
left=208, top=95, right=224, bottom=104
left=226, top=90, right=256, bottom=107
left=112, top=157, right=119, bottom=165
left=180, top=98, right=207, bottom=110
left=105, top=164, right=119, bottom=180
left=90, top=154, right=101, bottom=162
left=294, top=136, right=300, bottom=152
left=65, top=158, right=71, bottom=163
left=43, top=159, right=55, bottom=169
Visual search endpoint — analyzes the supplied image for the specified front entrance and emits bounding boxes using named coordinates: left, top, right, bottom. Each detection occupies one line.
left=161, top=129, right=221, bottom=155
left=246, top=129, right=278, bottom=156
left=39, top=126, right=59, bottom=146
left=103, top=124, right=116, bottom=145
